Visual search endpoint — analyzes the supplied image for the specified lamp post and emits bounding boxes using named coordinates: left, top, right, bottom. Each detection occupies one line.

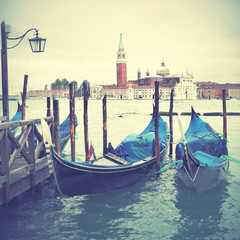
left=1, top=21, right=46, bottom=121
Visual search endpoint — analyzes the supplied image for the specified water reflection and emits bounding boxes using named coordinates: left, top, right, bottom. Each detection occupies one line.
left=173, top=176, right=230, bottom=240
left=57, top=179, right=148, bottom=239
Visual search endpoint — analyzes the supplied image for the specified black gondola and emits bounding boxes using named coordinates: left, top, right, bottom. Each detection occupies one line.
left=175, top=107, right=229, bottom=193
left=44, top=115, right=169, bottom=196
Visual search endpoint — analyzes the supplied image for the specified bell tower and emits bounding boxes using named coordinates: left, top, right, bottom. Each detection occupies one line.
left=116, top=33, right=127, bottom=86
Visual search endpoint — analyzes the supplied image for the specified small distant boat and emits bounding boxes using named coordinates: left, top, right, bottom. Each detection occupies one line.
left=175, top=107, right=229, bottom=193
left=47, top=114, right=169, bottom=196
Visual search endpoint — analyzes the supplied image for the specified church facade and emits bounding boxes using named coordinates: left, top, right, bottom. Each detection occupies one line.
left=90, top=34, right=197, bottom=100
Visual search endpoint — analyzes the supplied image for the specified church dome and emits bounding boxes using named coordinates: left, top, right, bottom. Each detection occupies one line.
left=156, top=60, right=170, bottom=76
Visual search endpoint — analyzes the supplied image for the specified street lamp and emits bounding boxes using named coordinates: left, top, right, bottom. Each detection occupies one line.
left=1, top=21, right=46, bottom=120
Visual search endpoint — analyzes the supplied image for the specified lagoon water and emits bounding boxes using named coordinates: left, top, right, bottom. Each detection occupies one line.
left=0, top=98, right=240, bottom=240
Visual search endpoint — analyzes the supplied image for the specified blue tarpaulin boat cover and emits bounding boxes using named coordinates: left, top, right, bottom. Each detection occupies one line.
left=110, top=116, right=167, bottom=162
left=193, top=150, right=226, bottom=168
left=10, top=111, right=22, bottom=122
left=175, top=114, right=228, bottom=166
left=60, top=115, right=78, bottom=140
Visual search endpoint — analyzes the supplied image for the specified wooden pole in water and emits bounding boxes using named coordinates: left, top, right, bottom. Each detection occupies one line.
left=21, top=74, right=28, bottom=124
left=20, top=75, right=28, bottom=159
left=69, top=83, right=76, bottom=162
left=47, top=96, right=54, bottom=143
left=103, top=94, right=107, bottom=154
left=222, top=89, right=227, bottom=139
left=154, top=81, right=160, bottom=174
left=47, top=97, right=51, bottom=117
left=169, top=88, right=174, bottom=157
left=53, top=99, right=60, bottom=155
left=83, top=82, right=89, bottom=161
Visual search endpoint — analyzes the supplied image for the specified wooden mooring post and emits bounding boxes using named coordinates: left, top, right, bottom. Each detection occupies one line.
left=169, top=89, right=174, bottom=157
left=21, top=75, right=28, bottom=122
left=20, top=75, right=28, bottom=160
left=154, top=81, right=160, bottom=175
left=69, top=83, right=76, bottom=162
left=47, top=96, right=51, bottom=117
left=83, top=82, right=89, bottom=161
left=103, top=94, right=107, bottom=154
left=222, top=89, right=227, bottom=139
left=53, top=100, right=60, bottom=155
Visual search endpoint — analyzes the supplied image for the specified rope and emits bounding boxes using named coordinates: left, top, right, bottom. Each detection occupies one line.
left=215, top=132, right=229, bottom=142
left=184, top=165, right=200, bottom=182
left=220, top=155, right=240, bottom=164
left=172, top=139, right=182, bottom=144
left=74, top=132, right=79, bottom=140
left=156, top=160, right=183, bottom=173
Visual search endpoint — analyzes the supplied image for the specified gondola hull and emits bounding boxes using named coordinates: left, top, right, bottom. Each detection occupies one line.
left=178, top=149, right=229, bottom=193
left=51, top=144, right=168, bottom=196
left=176, top=107, right=229, bottom=193
left=60, top=135, right=70, bottom=152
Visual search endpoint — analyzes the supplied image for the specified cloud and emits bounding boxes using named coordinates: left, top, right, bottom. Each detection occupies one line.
left=1, top=0, right=240, bottom=94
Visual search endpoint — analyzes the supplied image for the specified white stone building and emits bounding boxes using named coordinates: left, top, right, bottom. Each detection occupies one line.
left=174, top=71, right=197, bottom=99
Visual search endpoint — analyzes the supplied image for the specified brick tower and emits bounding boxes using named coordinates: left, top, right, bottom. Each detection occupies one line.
left=116, top=33, right=127, bottom=86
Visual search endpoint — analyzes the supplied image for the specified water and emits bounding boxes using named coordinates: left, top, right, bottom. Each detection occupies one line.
left=1, top=99, right=240, bottom=240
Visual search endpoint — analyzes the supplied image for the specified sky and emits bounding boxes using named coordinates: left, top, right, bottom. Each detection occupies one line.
left=0, top=0, right=240, bottom=94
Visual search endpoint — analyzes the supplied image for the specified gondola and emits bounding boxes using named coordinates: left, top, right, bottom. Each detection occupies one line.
left=44, top=114, right=169, bottom=196
left=9, top=102, right=22, bottom=135
left=175, top=107, right=229, bottom=193
left=10, top=102, right=22, bottom=122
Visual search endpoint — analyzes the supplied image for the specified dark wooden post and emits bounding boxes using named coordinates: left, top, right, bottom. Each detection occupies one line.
left=53, top=100, right=60, bottom=154
left=21, top=75, right=28, bottom=120
left=69, top=83, right=76, bottom=161
left=47, top=96, right=54, bottom=144
left=103, top=94, right=107, bottom=154
left=169, top=88, right=174, bottom=156
left=47, top=96, right=51, bottom=117
left=19, top=75, right=28, bottom=159
left=154, top=81, right=160, bottom=174
left=222, top=89, right=227, bottom=139
left=1, top=21, right=9, bottom=121
left=21, top=75, right=28, bottom=141
left=83, top=82, right=89, bottom=161
left=28, top=123, right=36, bottom=194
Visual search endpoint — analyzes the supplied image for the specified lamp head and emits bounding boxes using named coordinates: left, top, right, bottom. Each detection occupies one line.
left=28, top=29, right=46, bottom=52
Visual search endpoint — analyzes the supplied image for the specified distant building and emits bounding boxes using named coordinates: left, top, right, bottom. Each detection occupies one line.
left=196, top=82, right=240, bottom=99
left=228, top=85, right=240, bottom=99
left=90, top=84, right=103, bottom=99
left=91, top=34, right=197, bottom=100
left=27, top=89, right=69, bottom=98
left=116, top=33, right=127, bottom=86
left=174, top=71, right=197, bottom=99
